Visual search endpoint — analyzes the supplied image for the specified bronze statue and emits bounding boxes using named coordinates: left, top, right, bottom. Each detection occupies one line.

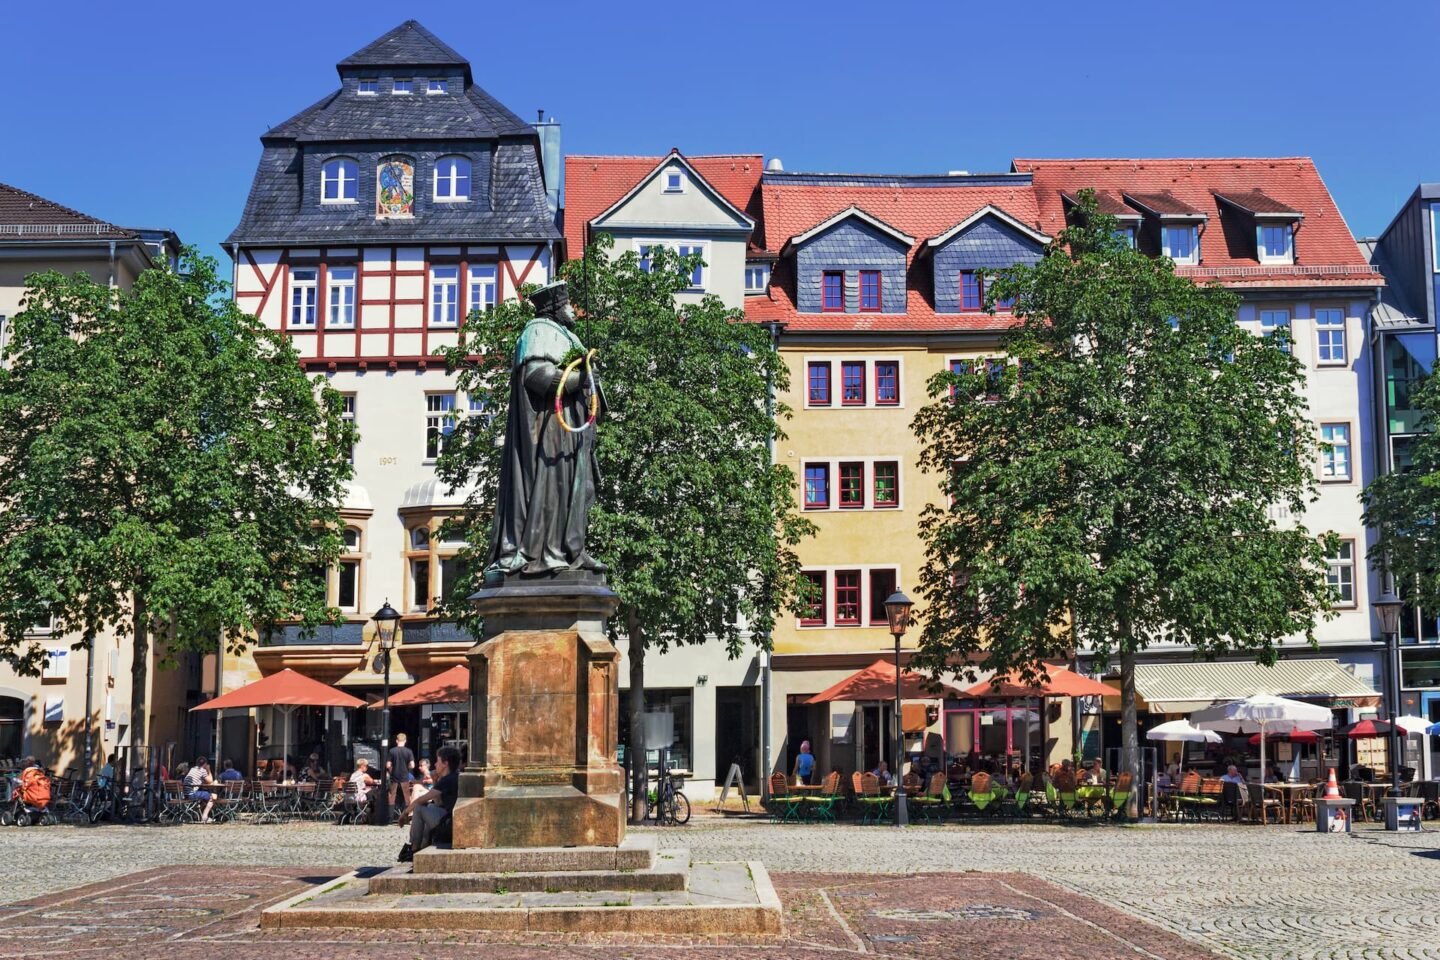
left=485, top=280, right=606, bottom=578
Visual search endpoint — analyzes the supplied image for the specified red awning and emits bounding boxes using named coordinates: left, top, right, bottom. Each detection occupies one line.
left=805, top=659, right=959, bottom=704
left=367, top=665, right=468, bottom=708
left=1248, top=729, right=1322, bottom=745
left=963, top=666, right=1113, bottom=699
left=190, top=668, right=365, bottom=711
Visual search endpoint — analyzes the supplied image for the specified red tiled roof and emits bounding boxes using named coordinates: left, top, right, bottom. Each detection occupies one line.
left=0, top=181, right=136, bottom=241
left=1214, top=189, right=1301, bottom=217
left=1013, top=158, right=1383, bottom=286
left=562, top=152, right=763, bottom=257
left=748, top=177, right=1042, bottom=333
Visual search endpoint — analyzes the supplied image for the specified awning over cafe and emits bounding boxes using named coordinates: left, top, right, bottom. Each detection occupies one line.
left=1129, top=658, right=1380, bottom=714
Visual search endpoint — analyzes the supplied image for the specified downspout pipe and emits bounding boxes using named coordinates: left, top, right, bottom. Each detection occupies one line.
left=761, top=321, right=781, bottom=793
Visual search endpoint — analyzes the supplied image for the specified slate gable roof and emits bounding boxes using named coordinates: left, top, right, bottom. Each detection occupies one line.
left=0, top=181, right=138, bottom=240
left=229, top=22, right=554, bottom=246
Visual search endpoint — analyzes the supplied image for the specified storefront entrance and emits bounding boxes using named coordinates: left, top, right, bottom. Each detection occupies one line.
left=942, top=704, right=1041, bottom=769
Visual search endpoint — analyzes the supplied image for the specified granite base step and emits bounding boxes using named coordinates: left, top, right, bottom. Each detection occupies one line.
left=261, top=860, right=781, bottom=935
left=411, top=835, right=655, bottom=875
left=369, top=847, right=689, bottom=894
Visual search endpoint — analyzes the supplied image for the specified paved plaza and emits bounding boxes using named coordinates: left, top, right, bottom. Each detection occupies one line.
left=1, top=819, right=1437, bottom=959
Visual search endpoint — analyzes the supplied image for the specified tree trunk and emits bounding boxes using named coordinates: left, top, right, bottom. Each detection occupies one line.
left=130, top=592, right=149, bottom=756
left=1120, top=647, right=1140, bottom=819
left=626, top=608, right=646, bottom=825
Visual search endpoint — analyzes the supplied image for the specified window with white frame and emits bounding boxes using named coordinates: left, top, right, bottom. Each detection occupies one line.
left=1113, top=226, right=1136, bottom=248
left=408, top=526, right=431, bottom=612
left=677, top=244, right=705, bottom=289
left=336, top=527, right=361, bottom=612
left=663, top=169, right=685, bottom=193
left=425, top=394, right=456, bottom=460
left=340, top=394, right=356, bottom=463
left=637, top=241, right=705, bottom=290
left=1258, top=223, right=1294, bottom=263
left=433, top=156, right=471, bottom=201
left=1162, top=225, right=1198, bottom=264
left=1320, top=423, right=1351, bottom=481
left=431, top=266, right=459, bottom=325
left=327, top=266, right=355, bottom=327
left=290, top=268, right=317, bottom=327
left=321, top=158, right=358, bottom=203
left=1315, top=308, right=1346, bottom=364
left=358, top=79, right=378, bottom=95
left=428, top=78, right=448, bottom=94
left=1326, top=540, right=1355, bottom=606
left=745, top=264, right=770, bottom=293
left=1259, top=309, right=1291, bottom=353
left=392, top=78, right=413, bottom=94
left=468, top=265, right=496, bottom=315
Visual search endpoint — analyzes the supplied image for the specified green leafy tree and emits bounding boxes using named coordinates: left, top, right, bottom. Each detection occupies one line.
left=0, top=251, right=355, bottom=757
left=436, top=235, right=814, bottom=820
left=1363, top=373, right=1440, bottom=611
left=910, top=192, right=1335, bottom=814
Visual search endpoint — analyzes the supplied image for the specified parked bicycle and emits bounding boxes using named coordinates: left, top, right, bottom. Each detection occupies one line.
left=643, top=769, right=691, bottom=825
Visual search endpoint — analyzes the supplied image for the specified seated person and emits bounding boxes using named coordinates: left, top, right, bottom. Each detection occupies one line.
left=182, top=756, right=216, bottom=823
left=349, top=759, right=376, bottom=801
left=397, top=746, right=461, bottom=862
left=300, top=754, right=328, bottom=784
left=870, top=760, right=892, bottom=786
left=417, top=759, right=434, bottom=787
left=217, top=758, right=244, bottom=782
left=1220, top=764, right=1247, bottom=785
left=1265, top=763, right=1285, bottom=783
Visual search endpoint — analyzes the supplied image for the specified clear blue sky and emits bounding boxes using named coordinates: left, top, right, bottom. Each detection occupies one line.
left=5, top=0, right=1436, bottom=266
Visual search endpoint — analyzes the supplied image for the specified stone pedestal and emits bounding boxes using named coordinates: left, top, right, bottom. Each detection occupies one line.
left=451, top=569, right=626, bottom=850
left=1382, top=795, right=1424, bottom=832
left=1315, top=797, right=1355, bottom=833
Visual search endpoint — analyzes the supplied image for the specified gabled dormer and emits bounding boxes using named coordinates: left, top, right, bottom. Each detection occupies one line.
left=786, top=207, right=913, bottom=314
left=924, top=205, right=1049, bottom=314
left=1123, top=190, right=1207, bottom=264
left=1214, top=190, right=1302, bottom=265
left=1061, top=190, right=1143, bottom=247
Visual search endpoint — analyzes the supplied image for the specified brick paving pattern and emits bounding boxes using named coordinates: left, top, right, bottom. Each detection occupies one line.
left=2, top=820, right=1437, bottom=959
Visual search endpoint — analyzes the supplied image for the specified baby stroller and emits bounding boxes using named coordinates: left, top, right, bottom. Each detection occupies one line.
left=1, top=766, right=56, bottom=826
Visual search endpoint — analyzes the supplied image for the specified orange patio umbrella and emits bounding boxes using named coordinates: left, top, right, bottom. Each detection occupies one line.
left=191, top=668, right=364, bottom=775
left=366, top=664, right=469, bottom=708
left=963, top=666, right=1113, bottom=699
left=805, top=659, right=960, bottom=704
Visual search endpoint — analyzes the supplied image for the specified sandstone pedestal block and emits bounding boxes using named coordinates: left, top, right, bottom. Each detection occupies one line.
left=452, top=570, right=626, bottom=850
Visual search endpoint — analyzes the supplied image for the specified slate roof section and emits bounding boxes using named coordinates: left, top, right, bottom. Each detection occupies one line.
left=0, top=181, right=137, bottom=240
left=563, top=153, right=765, bottom=255
left=744, top=171, right=1042, bottom=332
left=229, top=22, right=555, bottom=246
left=1016, top=158, right=1384, bottom=287
left=338, top=21, right=468, bottom=70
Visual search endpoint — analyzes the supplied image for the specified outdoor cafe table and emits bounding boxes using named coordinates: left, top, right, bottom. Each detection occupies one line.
left=1263, top=782, right=1315, bottom=824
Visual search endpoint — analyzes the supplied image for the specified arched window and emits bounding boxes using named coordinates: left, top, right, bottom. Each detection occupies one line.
left=434, top=155, right=471, bottom=201
left=321, top=158, right=358, bottom=203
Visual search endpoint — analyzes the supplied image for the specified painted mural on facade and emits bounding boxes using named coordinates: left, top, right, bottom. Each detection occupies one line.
left=376, top=158, right=414, bottom=218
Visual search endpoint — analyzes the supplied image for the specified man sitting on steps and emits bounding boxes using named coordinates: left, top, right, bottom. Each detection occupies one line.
left=396, top=745, right=460, bottom=863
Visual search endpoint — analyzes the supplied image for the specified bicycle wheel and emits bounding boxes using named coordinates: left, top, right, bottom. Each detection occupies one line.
left=669, top=792, right=690, bottom=825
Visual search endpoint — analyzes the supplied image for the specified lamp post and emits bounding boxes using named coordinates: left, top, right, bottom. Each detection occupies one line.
left=372, top=599, right=402, bottom=822
left=883, top=589, right=914, bottom=828
left=1373, top=591, right=1404, bottom=800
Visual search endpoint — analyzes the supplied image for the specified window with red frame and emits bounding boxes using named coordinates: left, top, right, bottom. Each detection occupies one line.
left=859, top=271, right=881, bottom=311
left=960, top=271, right=983, bottom=310
left=984, top=359, right=1005, bottom=401
left=822, top=271, right=845, bottom=311
left=875, top=361, right=899, bottom=405
left=868, top=569, right=897, bottom=624
left=838, top=462, right=864, bottom=508
left=834, top=570, right=861, bottom=625
left=807, top=361, right=831, bottom=405
left=841, top=361, right=866, bottom=405
left=800, top=571, right=826, bottom=625
left=873, top=461, right=899, bottom=507
left=948, top=358, right=971, bottom=399
left=803, top=463, right=830, bottom=509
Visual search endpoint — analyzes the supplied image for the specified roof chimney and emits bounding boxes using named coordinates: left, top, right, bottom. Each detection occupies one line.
left=766, top=157, right=784, bottom=172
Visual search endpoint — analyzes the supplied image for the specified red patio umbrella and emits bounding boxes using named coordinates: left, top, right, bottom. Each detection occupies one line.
left=1248, top=729, right=1322, bottom=745
left=366, top=664, right=468, bottom=708
left=963, top=666, right=1113, bottom=699
left=805, top=659, right=960, bottom=704
left=192, top=668, right=364, bottom=775
left=1338, top=719, right=1394, bottom=739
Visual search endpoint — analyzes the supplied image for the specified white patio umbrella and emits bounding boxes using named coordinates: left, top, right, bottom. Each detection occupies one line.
left=1393, top=715, right=1432, bottom=737
left=1146, top=720, right=1222, bottom=780
left=1191, top=695, right=1333, bottom=788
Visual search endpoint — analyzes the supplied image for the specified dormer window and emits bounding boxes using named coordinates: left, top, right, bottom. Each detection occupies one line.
left=358, top=79, right=378, bottom=95
left=428, top=78, right=448, bottom=95
left=1258, top=223, right=1293, bottom=263
left=663, top=169, right=685, bottom=193
left=1113, top=226, right=1135, bottom=248
left=393, top=78, right=413, bottom=95
left=1162, top=225, right=1198, bottom=264
left=960, top=271, right=983, bottom=310
left=745, top=264, right=770, bottom=294
left=822, top=271, right=845, bottom=312
left=321, top=158, right=358, bottom=203
left=434, top=156, right=471, bottom=202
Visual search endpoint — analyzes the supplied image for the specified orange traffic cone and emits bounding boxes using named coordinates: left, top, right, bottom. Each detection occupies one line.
left=1323, top=768, right=1341, bottom=799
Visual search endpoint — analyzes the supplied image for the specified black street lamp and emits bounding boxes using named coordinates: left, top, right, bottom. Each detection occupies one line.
left=373, top=599, right=402, bottom=822
left=883, top=589, right=914, bottom=828
left=1373, top=591, right=1404, bottom=800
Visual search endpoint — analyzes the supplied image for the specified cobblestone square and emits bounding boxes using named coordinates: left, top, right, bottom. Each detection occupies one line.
left=2, top=819, right=1437, bottom=959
